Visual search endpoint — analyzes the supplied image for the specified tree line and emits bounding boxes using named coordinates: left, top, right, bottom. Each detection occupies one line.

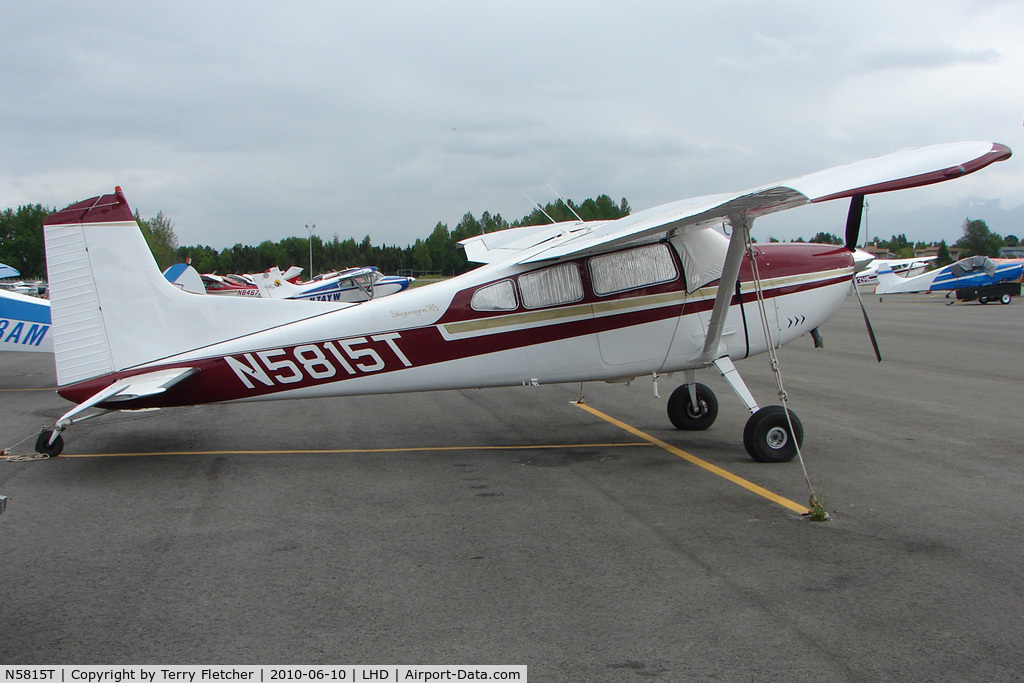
left=0, top=195, right=630, bottom=279
left=1, top=196, right=1017, bottom=280
left=175, top=194, right=632, bottom=278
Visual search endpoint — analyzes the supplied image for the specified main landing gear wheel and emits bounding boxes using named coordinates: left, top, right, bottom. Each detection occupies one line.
left=1000, top=292, right=1012, bottom=305
left=743, top=406, right=803, bottom=463
left=35, top=430, right=64, bottom=457
left=667, top=383, right=719, bottom=431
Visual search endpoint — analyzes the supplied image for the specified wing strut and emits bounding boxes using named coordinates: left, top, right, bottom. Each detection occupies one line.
left=699, top=214, right=751, bottom=364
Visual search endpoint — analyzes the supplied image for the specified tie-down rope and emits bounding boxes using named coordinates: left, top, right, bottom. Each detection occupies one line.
left=740, top=226, right=822, bottom=513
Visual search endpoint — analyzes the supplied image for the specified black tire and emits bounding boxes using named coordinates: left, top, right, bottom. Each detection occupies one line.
left=979, top=296, right=989, bottom=304
left=667, top=383, right=718, bottom=431
left=35, top=430, right=64, bottom=457
left=1000, top=293, right=1011, bottom=305
left=743, top=406, right=803, bottom=463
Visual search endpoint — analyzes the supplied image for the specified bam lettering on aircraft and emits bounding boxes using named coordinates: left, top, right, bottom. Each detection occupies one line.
left=0, top=289, right=53, bottom=353
left=0, top=319, right=50, bottom=347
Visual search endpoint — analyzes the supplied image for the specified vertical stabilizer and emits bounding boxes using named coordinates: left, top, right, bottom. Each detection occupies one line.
left=44, top=189, right=134, bottom=385
left=43, top=188, right=342, bottom=388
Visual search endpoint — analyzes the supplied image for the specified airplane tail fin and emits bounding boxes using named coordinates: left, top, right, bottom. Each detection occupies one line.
left=873, top=263, right=902, bottom=294
left=43, top=188, right=336, bottom=388
left=254, top=267, right=301, bottom=298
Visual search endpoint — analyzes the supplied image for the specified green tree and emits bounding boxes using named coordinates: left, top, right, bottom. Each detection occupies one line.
left=514, top=194, right=630, bottom=227
left=809, top=232, right=842, bottom=245
left=136, top=210, right=180, bottom=270
left=936, top=240, right=952, bottom=267
left=869, top=233, right=913, bottom=258
left=411, top=238, right=433, bottom=272
left=0, top=204, right=50, bottom=278
left=423, top=222, right=454, bottom=274
left=955, top=218, right=1002, bottom=257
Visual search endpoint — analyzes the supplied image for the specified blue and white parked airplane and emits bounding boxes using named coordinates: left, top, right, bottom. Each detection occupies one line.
left=254, top=266, right=414, bottom=302
left=875, top=255, right=1022, bottom=303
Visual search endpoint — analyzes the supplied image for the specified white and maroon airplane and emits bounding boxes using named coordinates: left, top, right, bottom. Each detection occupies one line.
left=35, top=142, right=1010, bottom=460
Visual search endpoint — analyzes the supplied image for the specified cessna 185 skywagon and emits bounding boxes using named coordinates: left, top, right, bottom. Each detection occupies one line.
left=35, top=142, right=1010, bottom=460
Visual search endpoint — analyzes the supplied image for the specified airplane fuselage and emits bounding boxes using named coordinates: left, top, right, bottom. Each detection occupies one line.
left=57, top=239, right=853, bottom=409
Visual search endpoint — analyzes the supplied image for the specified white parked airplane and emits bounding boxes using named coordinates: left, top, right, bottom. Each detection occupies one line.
left=35, top=142, right=1011, bottom=461
left=854, top=255, right=937, bottom=285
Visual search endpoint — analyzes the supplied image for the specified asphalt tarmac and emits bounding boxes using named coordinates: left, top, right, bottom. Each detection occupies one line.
left=2, top=292, right=1022, bottom=680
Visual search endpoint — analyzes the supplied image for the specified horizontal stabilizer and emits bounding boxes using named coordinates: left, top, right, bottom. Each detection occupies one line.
left=459, top=221, right=599, bottom=264
left=55, top=366, right=199, bottom=426
left=100, top=367, right=199, bottom=403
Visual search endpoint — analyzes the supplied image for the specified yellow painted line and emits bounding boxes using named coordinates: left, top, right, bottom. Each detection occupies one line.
left=575, top=402, right=810, bottom=515
left=34, top=442, right=654, bottom=459
left=0, top=387, right=57, bottom=392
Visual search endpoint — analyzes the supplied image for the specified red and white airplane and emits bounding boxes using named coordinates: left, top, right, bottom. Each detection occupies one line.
left=35, top=142, right=1010, bottom=460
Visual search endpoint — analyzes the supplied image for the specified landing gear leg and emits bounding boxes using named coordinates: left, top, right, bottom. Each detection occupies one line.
left=36, top=400, right=117, bottom=457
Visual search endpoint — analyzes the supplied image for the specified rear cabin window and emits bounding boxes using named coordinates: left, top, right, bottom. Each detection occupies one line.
left=471, top=280, right=518, bottom=311
left=518, top=263, right=584, bottom=309
left=589, top=243, right=678, bottom=295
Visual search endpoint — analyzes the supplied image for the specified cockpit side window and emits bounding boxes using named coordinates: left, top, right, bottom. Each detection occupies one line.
left=589, top=243, right=678, bottom=295
left=518, top=263, right=584, bottom=309
left=471, top=280, right=518, bottom=311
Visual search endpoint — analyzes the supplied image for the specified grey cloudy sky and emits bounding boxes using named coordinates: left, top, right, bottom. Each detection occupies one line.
left=2, top=0, right=1022, bottom=250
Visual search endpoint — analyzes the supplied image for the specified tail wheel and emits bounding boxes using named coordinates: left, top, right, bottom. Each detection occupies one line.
left=35, top=430, right=64, bottom=457
left=743, top=406, right=803, bottom=463
left=667, top=383, right=718, bottom=431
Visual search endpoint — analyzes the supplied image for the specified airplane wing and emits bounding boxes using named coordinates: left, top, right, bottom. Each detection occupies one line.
left=520, top=141, right=1011, bottom=264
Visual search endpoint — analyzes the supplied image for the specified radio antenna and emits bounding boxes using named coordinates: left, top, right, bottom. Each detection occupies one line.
left=524, top=193, right=557, bottom=224
left=547, top=183, right=584, bottom=222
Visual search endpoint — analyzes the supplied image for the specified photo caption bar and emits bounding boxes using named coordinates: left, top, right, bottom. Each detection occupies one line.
left=0, top=666, right=526, bottom=683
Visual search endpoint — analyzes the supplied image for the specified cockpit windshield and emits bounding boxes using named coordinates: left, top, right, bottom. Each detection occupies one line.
left=948, top=256, right=995, bottom=278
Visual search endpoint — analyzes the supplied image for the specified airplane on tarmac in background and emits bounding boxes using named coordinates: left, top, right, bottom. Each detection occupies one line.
left=0, top=288, right=52, bottom=353
left=875, top=255, right=1022, bottom=303
left=253, top=265, right=414, bottom=302
left=33, top=142, right=1011, bottom=461
left=854, top=255, right=937, bottom=285
left=179, top=263, right=414, bottom=302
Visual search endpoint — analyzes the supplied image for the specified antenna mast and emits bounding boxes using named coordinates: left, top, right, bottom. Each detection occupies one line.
left=547, top=184, right=584, bottom=222
left=524, top=193, right=557, bottom=224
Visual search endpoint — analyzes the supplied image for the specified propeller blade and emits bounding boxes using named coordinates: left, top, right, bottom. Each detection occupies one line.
left=852, top=274, right=882, bottom=362
left=845, top=194, right=865, bottom=251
